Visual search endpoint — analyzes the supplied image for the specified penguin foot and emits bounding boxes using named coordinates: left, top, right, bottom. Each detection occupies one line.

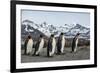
left=48, top=56, right=54, bottom=58
left=27, top=53, right=30, bottom=55
left=32, top=53, right=40, bottom=56
left=47, top=54, right=54, bottom=57
left=70, top=51, right=77, bottom=53
left=56, top=52, right=61, bottom=55
left=70, top=51, right=74, bottom=53
left=35, top=54, right=40, bottom=56
left=32, top=54, right=35, bottom=56
left=61, top=53, right=65, bottom=55
left=23, top=53, right=27, bottom=55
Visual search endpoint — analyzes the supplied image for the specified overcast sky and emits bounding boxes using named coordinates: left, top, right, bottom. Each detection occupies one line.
left=21, top=10, right=90, bottom=28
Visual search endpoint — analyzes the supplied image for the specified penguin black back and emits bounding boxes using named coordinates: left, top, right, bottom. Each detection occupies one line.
left=72, top=33, right=80, bottom=52
left=57, top=33, right=64, bottom=53
left=47, top=34, right=54, bottom=57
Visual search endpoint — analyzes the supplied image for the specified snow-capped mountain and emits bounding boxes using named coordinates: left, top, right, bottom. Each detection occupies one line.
left=66, top=24, right=89, bottom=35
left=21, top=20, right=90, bottom=39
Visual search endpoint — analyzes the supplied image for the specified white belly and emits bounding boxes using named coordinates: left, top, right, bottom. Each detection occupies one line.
left=51, top=38, right=56, bottom=54
left=27, top=39, right=33, bottom=53
left=75, top=39, right=78, bottom=47
left=61, top=36, right=65, bottom=53
left=38, top=39, right=44, bottom=52
left=61, top=36, right=65, bottom=47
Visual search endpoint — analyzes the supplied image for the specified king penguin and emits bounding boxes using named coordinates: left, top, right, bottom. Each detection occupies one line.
left=57, top=32, right=65, bottom=54
left=47, top=34, right=56, bottom=57
left=33, top=35, right=44, bottom=56
left=71, top=33, right=80, bottom=52
left=24, top=35, right=33, bottom=55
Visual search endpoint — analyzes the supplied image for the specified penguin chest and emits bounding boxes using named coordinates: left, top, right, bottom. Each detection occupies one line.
left=52, top=38, right=56, bottom=49
left=76, top=39, right=78, bottom=46
left=27, top=39, right=33, bottom=49
left=39, top=39, right=44, bottom=50
left=61, top=36, right=65, bottom=47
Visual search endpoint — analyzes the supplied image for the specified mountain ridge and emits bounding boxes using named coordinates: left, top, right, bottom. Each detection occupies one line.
left=21, top=19, right=90, bottom=39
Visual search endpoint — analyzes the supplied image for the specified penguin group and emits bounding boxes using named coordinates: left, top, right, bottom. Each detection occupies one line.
left=24, top=33, right=80, bottom=57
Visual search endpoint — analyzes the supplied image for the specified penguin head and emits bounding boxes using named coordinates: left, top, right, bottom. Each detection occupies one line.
left=76, top=33, right=80, bottom=38
left=61, top=32, right=64, bottom=35
left=28, top=35, right=32, bottom=39
left=76, top=33, right=80, bottom=36
left=51, top=34, right=54, bottom=37
left=40, top=34, right=43, bottom=38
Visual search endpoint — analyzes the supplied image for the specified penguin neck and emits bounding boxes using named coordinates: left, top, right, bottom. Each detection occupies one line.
left=52, top=37, right=55, bottom=42
left=61, top=35, right=64, bottom=39
left=40, top=38, right=43, bottom=41
left=28, top=38, right=32, bottom=40
left=75, top=36, right=79, bottom=41
left=52, top=37, right=56, bottom=46
left=51, top=37, right=54, bottom=39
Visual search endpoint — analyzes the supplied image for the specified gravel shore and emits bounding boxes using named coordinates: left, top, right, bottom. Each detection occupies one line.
left=21, top=46, right=90, bottom=63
